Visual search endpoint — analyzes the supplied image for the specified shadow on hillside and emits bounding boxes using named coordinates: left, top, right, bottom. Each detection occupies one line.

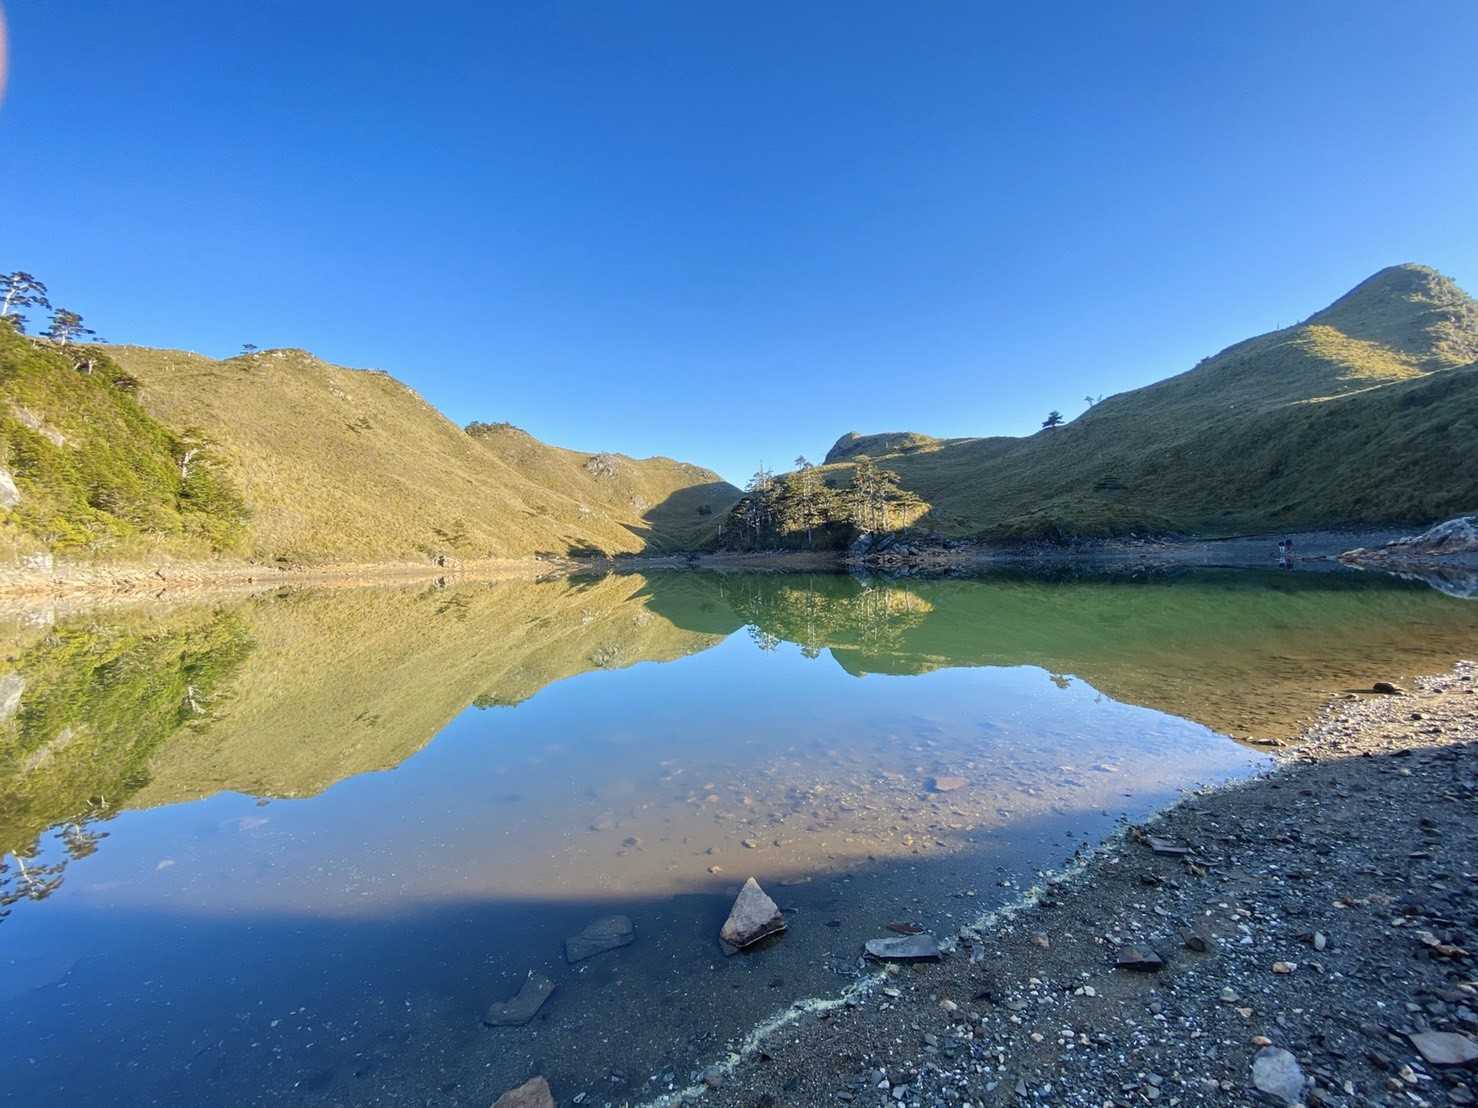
left=620, top=479, right=741, bottom=553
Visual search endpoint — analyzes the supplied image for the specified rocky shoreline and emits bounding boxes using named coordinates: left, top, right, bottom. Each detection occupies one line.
left=616, top=662, right=1478, bottom=1108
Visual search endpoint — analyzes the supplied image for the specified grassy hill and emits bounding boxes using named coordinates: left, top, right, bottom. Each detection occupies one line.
left=0, top=334, right=738, bottom=565
left=807, top=264, right=1478, bottom=541
left=102, top=345, right=739, bottom=563
left=823, top=430, right=951, bottom=463
left=0, top=324, right=249, bottom=561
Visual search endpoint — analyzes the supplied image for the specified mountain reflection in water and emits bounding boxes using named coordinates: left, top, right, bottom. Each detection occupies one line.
left=1, top=566, right=1475, bottom=1107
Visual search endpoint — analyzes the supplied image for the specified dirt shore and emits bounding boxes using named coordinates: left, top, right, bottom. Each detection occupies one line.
left=652, top=662, right=1478, bottom=1108
left=0, top=554, right=575, bottom=603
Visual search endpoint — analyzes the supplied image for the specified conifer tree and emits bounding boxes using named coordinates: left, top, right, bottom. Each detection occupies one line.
left=0, top=271, right=49, bottom=320
left=44, top=308, right=95, bottom=347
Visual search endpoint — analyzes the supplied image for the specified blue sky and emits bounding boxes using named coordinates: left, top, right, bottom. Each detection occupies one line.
left=3, top=1, right=1476, bottom=484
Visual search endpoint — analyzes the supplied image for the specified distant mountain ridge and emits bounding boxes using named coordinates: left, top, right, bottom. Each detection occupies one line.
left=803, top=264, right=1478, bottom=541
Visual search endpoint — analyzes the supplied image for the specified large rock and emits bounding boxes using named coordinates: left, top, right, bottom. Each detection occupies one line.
left=484, top=972, right=555, bottom=1027
left=492, top=1076, right=555, bottom=1108
left=864, top=934, right=942, bottom=961
left=1409, top=1031, right=1478, bottom=1066
left=719, top=877, right=785, bottom=955
left=0, top=467, right=20, bottom=509
left=0, top=673, right=24, bottom=723
left=1250, top=1046, right=1306, bottom=1105
left=1390, top=515, right=1478, bottom=556
left=1343, top=516, right=1478, bottom=566
left=564, top=915, right=635, bottom=963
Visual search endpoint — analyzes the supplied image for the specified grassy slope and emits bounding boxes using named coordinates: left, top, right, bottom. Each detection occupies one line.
left=817, top=264, right=1478, bottom=539
left=0, top=327, right=247, bottom=559
left=101, top=346, right=740, bottom=562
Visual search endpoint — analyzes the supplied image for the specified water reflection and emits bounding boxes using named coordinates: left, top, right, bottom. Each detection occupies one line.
left=0, top=566, right=1474, bottom=1106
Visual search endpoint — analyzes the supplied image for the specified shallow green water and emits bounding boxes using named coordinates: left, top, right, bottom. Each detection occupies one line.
left=0, top=565, right=1473, bottom=1106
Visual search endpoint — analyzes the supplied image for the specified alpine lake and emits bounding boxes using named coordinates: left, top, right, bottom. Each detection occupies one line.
left=3, top=564, right=1476, bottom=1107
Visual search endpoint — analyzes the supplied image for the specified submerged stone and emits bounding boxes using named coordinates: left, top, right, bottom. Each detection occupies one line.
left=564, top=915, right=635, bottom=963
left=864, top=934, right=942, bottom=961
left=928, top=775, right=968, bottom=792
left=484, top=972, right=555, bottom=1027
left=492, top=1076, right=556, bottom=1108
left=720, top=877, right=786, bottom=955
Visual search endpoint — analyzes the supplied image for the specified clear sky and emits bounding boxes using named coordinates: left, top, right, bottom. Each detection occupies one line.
left=3, top=1, right=1476, bottom=485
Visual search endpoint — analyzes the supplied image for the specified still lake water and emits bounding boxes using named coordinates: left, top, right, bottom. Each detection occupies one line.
left=2, top=566, right=1476, bottom=1106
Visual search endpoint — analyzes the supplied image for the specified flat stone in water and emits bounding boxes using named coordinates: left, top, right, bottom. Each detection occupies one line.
left=864, top=934, right=942, bottom=961
left=1250, top=1046, right=1306, bottom=1105
left=492, top=1075, right=556, bottom=1107
left=719, top=877, right=786, bottom=955
left=1409, top=1031, right=1478, bottom=1066
left=485, top=972, right=555, bottom=1027
left=564, top=915, right=635, bottom=963
left=928, top=776, right=967, bottom=792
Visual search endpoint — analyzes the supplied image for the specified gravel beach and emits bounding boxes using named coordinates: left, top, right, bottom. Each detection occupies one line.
left=662, top=661, right=1478, bottom=1108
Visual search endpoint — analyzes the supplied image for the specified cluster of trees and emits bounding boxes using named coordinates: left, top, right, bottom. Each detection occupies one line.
left=0, top=271, right=101, bottom=346
left=732, top=455, right=924, bottom=548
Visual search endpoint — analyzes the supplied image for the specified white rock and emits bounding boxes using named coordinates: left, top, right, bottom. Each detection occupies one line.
left=1250, top=1046, right=1306, bottom=1106
left=719, top=877, right=785, bottom=954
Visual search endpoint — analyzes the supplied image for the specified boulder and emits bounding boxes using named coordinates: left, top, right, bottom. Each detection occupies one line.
left=0, top=467, right=20, bottom=509
left=484, top=972, right=555, bottom=1027
left=1389, top=515, right=1478, bottom=556
left=1250, top=1046, right=1306, bottom=1105
left=864, top=934, right=942, bottom=961
left=492, top=1076, right=555, bottom=1108
left=564, top=915, right=635, bottom=963
left=719, top=877, right=786, bottom=955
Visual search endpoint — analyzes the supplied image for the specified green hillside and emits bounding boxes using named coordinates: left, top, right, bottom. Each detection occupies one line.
left=0, top=323, right=248, bottom=560
left=79, top=344, right=741, bottom=563
left=802, top=264, right=1478, bottom=541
